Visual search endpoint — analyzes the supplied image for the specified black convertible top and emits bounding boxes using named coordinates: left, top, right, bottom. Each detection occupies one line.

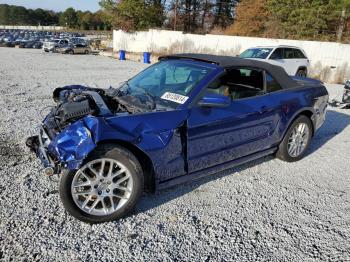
left=159, top=53, right=300, bottom=89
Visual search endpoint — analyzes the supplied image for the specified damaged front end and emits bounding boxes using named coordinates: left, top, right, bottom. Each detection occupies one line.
left=26, top=85, right=119, bottom=175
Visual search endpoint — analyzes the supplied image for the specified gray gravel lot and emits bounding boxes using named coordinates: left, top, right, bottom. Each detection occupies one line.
left=0, top=48, right=350, bottom=261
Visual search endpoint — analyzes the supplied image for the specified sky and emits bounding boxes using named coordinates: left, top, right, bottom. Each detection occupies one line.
left=0, top=0, right=101, bottom=12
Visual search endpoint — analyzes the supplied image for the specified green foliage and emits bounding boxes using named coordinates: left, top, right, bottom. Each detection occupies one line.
left=100, top=0, right=165, bottom=31
left=59, top=7, right=78, bottom=28
left=267, top=0, right=350, bottom=39
left=0, top=4, right=59, bottom=25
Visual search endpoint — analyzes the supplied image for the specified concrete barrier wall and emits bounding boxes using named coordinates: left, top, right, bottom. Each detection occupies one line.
left=0, top=25, right=66, bottom=31
left=113, top=29, right=350, bottom=83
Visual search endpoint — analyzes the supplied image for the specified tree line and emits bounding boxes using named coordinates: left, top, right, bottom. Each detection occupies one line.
left=226, top=0, right=350, bottom=42
left=99, top=0, right=240, bottom=33
left=99, top=0, right=350, bottom=41
left=1, top=1, right=349, bottom=42
left=0, top=4, right=110, bottom=30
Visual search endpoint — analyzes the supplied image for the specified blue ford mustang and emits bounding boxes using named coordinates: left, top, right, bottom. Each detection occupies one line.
left=27, top=54, right=329, bottom=223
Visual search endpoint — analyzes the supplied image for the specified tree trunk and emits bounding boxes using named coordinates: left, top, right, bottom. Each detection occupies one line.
left=174, top=0, right=178, bottom=30
left=337, top=7, right=346, bottom=42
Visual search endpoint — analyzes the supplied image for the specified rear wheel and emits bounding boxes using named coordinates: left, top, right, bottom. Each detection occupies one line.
left=59, top=144, right=144, bottom=223
left=276, top=115, right=312, bottom=162
left=69, top=49, right=74, bottom=55
left=84, top=50, right=89, bottom=54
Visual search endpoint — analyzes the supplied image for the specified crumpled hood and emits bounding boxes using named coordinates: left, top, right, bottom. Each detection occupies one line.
left=47, top=108, right=189, bottom=169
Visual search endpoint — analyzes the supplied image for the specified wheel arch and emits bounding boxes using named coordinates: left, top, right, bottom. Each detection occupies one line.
left=296, top=66, right=308, bottom=75
left=92, top=140, right=156, bottom=193
left=283, top=109, right=315, bottom=139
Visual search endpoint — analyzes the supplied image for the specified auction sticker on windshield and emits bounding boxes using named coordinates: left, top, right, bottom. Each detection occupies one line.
left=161, top=92, right=189, bottom=104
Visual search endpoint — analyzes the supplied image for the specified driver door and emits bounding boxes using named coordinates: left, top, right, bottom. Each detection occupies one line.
left=186, top=68, right=278, bottom=173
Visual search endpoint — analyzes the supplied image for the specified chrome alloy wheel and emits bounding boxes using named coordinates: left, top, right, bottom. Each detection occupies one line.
left=287, top=123, right=310, bottom=157
left=71, top=158, right=133, bottom=216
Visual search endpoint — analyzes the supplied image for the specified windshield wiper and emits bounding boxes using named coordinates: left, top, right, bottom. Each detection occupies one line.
left=113, top=81, right=131, bottom=97
left=131, top=86, right=156, bottom=110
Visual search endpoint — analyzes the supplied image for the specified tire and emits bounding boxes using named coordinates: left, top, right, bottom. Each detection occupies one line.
left=296, top=69, right=307, bottom=77
left=59, top=144, right=144, bottom=223
left=69, top=50, right=74, bottom=55
left=276, top=115, right=313, bottom=162
left=84, top=50, right=89, bottom=55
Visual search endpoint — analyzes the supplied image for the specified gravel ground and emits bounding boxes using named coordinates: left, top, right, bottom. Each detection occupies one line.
left=0, top=48, right=350, bottom=262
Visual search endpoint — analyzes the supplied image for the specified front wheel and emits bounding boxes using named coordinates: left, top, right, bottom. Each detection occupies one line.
left=59, top=144, right=144, bottom=223
left=296, top=69, right=307, bottom=77
left=276, top=115, right=312, bottom=162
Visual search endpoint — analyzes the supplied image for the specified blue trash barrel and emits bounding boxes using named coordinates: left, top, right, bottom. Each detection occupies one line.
left=119, top=50, right=126, bottom=60
left=143, top=52, right=151, bottom=64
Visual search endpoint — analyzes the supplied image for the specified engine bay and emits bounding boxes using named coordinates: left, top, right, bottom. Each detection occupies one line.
left=44, top=85, right=158, bottom=135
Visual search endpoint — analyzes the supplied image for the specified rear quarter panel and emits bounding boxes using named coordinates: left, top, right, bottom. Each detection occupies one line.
left=266, top=84, right=328, bottom=146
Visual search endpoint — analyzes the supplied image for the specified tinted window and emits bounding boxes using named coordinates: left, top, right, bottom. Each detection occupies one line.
left=269, top=48, right=283, bottom=59
left=294, top=49, right=306, bottom=59
left=266, top=73, right=282, bottom=92
left=207, top=68, right=264, bottom=100
left=283, top=48, right=295, bottom=59
left=239, top=48, right=273, bottom=59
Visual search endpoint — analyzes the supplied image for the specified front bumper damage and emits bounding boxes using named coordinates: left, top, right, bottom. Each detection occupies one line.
left=26, top=126, right=57, bottom=176
left=26, top=120, right=97, bottom=175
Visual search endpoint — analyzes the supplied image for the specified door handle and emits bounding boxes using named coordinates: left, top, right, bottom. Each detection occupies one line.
left=259, top=106, right=271, bottom=114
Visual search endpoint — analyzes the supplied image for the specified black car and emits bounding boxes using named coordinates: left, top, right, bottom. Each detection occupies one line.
left=32, top=41, right=43, bottom=49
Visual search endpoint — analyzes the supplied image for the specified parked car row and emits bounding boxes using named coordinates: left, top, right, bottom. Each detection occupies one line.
left=43, top=38, right=91, bottom=55
left=0, top=29, right=88, bottom=52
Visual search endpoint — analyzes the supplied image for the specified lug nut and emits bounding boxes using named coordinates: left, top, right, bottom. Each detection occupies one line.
left=98, top=191, right=102, bottom=195
left=94, top=185, right=98, bottom=189
left=106, top=189, right=110, bottom=193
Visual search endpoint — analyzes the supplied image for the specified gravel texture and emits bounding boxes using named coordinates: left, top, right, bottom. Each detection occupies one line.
left=0, top=48, right=350, bottom=262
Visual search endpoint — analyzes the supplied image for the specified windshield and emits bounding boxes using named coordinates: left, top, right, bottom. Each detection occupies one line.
left=117, top=60, right=213, bottom=109
left=239, top=48, right=273, bottom=59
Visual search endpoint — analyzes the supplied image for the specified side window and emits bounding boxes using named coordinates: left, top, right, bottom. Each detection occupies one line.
left=294, top=49, right=306, bottom=59
left=269, top=48, right=283, bottom=59
left=266, top=73, right=282, bottom=92
left=206, top=68, right=264, bottom=100
left=283, top=48, right=295, bottom=59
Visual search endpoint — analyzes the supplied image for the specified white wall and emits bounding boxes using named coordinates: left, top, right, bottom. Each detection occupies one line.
left=113, top=29, right=350, bottom=83
left=0, top=25, right=66, bottom=31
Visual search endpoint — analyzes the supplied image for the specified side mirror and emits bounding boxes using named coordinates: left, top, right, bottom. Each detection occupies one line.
left=198, top=93, right=231, bottom=108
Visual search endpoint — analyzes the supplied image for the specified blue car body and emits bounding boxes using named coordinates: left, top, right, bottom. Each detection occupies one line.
left=28, top=54, right=329, bottom=190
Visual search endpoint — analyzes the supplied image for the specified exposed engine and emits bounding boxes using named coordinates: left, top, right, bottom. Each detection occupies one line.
left=43, top=85, right=156, bottom=137
left=44, top=86, right=108, bottom=135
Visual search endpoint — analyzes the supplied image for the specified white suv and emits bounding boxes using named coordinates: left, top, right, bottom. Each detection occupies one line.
left=239, top=46, right=310, bottom=77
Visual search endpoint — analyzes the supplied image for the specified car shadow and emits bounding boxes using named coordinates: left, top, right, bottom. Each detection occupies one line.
left=307, top=109, right=350, bottom=156
left=135, top=155, right=274, bottom=215
left=134, top=109, right=350, bottom=216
